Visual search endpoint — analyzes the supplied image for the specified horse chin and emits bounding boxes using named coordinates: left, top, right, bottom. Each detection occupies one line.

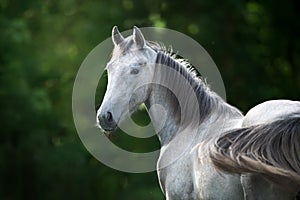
left=100, top=126, right=118, bottom=137
left=103, top=130, right=116, bottom=137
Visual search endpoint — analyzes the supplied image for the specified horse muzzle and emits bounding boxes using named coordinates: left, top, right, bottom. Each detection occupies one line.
left=97, top=111, right=118, bottom=132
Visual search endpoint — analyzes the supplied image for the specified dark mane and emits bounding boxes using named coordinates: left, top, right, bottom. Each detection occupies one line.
left=149, top=42, right=236, bottom=122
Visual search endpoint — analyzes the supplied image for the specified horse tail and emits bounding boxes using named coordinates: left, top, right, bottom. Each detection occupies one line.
left=209, top=113, right=300, bottom=184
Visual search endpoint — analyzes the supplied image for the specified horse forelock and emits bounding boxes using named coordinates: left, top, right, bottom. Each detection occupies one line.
left=111, top=36, right=135, bottom=58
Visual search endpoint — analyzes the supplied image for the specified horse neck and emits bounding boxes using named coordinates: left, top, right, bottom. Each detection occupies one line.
left=145, top=51, right=242, bottom=146
left=145, top=84, right=180, bottom=145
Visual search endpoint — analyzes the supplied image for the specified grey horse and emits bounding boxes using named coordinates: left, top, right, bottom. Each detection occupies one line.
left=97, top=26, right=300, bottom=199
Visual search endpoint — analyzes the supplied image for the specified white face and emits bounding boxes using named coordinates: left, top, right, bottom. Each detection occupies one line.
left=97, top=27, right=156, bottom=132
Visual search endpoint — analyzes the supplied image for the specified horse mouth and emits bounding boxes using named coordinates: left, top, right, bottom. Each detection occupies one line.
left=98, top=123, right=118, bottom=134
left=97, top=119, right=118, bottom=134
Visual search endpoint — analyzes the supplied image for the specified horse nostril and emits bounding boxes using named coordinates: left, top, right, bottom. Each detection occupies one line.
left=97, top=110, right=117, bottom=131
left=106, top=111, right=113, bottom=122
left=98, top=111, right=114, bottom=124
left=98, top=114, right=102, bottom=122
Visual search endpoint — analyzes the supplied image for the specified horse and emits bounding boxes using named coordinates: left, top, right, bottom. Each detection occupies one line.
left=97, top=26, right=300, bottom=200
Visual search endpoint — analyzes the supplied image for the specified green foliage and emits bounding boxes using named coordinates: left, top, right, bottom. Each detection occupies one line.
left=0, top=0, right=299, bottom=199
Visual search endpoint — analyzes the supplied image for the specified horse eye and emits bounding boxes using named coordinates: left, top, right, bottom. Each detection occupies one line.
left=130, top=68, right=139, bottom=75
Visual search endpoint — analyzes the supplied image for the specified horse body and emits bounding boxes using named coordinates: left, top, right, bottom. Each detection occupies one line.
left=239, top=100, right=300, bottom=200
left=211, top=99, right=300, bottom=199
left=97, top=26, right=300, bottom=199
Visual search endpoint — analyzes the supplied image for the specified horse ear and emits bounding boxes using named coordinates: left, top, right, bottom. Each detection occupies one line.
left=133, top=26, right=145, bottom=49
left=112, top=26, right=124, bottom=46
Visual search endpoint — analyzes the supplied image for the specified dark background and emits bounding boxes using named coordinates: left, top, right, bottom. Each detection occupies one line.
left=1, top=0, right=299, bottom=199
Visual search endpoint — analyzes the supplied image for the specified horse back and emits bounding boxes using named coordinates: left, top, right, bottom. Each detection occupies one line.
left=241, top=99, right=300, bottom=199
left=243, top=99, right=300, bottom=127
